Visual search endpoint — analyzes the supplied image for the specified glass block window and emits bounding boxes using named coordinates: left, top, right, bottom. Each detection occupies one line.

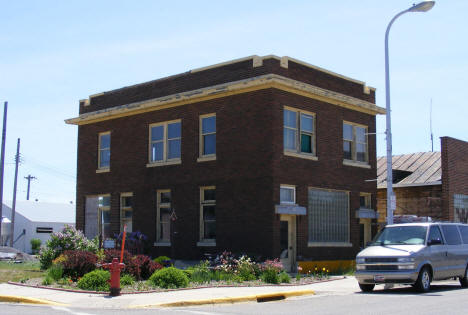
left=200, top=187, right=216, bottom=241
left=201, top=114, right=216, bottom=156
left=343, top=122, right=368, bottom=163
left=98, top=132, right=111, bottom=169
left=149, top=120, right=181, bottom=163
left=120, top=193, right=133, bottom=233
left=283, top=107, right=316, bottom=155
left=308, top=188, right=349, bottom=244
left=157, top=190, right=171, bottom=243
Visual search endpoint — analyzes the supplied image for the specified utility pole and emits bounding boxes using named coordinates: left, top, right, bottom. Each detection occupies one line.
left=0, top=102, right=7, bottom=244
left=10, top=138, right=20, bottom=247
left=24, top=175, right=36, bottom=200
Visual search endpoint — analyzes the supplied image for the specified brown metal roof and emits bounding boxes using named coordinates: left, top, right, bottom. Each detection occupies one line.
left=377, top=152, right=441, bottom=188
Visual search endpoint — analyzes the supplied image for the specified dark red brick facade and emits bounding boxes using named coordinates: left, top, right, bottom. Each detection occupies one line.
left=73, top=56, right=379, bottom=260
left=441, top=137, right=468, bottom=222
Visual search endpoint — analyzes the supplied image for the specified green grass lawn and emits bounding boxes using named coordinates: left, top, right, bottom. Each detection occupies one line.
left=0, top=261, right=44, bottom=283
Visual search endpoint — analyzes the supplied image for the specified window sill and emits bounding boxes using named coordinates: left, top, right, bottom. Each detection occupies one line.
left=146, top=159, right=181, bottom=168
left=197, top=155, right=216, bottom=162
left=308, top=242, right=353, bottom=247
left=96, top=168, right=110, bottom=173
left=153, top=242, right=171, bottom=247
left=342, top=160, right=371, bottom=169
left=284, top=151, right=318, bottom=161
left=197, top=241, right=216, bottom=247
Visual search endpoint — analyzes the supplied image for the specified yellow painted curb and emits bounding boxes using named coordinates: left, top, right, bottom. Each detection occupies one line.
left=0, top=295, right=68, bottom=306
left=130, top=289, right=315, bottom=308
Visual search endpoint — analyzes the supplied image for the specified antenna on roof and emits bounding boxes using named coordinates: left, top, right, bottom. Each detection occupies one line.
left=430, top=98, right=434, bottom=152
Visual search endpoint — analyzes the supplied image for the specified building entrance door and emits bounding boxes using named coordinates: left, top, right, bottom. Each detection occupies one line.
left=279, top=215, right=297, bottom=272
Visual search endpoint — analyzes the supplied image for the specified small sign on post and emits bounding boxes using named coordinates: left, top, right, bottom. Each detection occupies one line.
left=390, top=194, right=396, bottom=211
left=103, top=239, right=115, bottom=249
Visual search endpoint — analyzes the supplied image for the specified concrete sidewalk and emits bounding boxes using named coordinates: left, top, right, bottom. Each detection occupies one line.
left=0, top=276, right=359, bottom=309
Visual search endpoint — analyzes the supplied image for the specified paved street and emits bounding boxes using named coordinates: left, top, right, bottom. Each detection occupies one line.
left=1, top=280, right=467, bottom=314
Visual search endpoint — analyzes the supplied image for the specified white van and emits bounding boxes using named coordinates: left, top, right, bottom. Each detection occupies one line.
left=355, top=222, right=468, bottom=292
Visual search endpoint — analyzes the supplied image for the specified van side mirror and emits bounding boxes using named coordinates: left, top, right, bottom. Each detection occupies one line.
left=428, top=239, right=442, bottom=246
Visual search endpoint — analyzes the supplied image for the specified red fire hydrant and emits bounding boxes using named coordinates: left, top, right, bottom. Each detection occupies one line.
left=102, top=258, right=125, bottom=296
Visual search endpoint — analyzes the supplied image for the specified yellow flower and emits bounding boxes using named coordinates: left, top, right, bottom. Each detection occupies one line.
left=327, top=270, right=329, bottom=273
left=322, top=267, right=326, bottom=271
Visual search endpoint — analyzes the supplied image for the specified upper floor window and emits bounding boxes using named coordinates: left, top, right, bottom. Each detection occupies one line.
left=280, top=185, right=296, bottom=204
left=284, top=107, right=316, bottom=157
left=120, top=193, right=133, bottom=233
left=200, top=114, right=216, bottom=158
left=149, top=120, right=181, bottom=164
left=343, top=122, right=368, bottom=163
left=98, top=132, right=111, bottom=169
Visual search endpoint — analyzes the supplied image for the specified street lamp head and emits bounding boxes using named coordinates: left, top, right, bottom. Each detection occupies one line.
left=408, top=1, right=435, bottom=13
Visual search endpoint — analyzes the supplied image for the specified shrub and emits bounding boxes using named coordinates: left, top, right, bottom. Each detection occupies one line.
left=77, top=270, right=110, bottom=292
left=103, top=249, right=132, bottom=267
left=114, top=231, right=148, bottom=255
left=189, top=261, right=212, bottom=284
left=60, top=250, right=98, bottom=279
left=42, top=276, right=53, bottom=285
left=120, top=274, right=135, bottom=286
left=154, top=255, right=172, bottom=267
left=279, top=271, right=291, bottom=283
left=30, top=238, right=41, bottom=254
left=237, top=255, right=257, bottom=281
left=47, top=264, right=63, bottom=281
left=261, top=269, right=279, bottom=284
left=39, top=225, right=98, bottom=270
left=128, top=255, right=163, bottom=280
left=149, top=267, right=189, bottom=289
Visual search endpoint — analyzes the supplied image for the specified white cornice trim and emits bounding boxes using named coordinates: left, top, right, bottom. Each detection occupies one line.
left=66, top=74, right=384, bottom=126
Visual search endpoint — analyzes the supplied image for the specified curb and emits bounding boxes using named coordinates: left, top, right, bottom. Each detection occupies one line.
left=131, top=289, right=315, bottom=308
left=0, top=295, right=68, bottom=306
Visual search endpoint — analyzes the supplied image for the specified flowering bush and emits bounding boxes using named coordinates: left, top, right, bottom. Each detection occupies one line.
left=212, top=251, right=238, bottom=273
left=39, top=225, right=98, bottom=269
left=260, top=259, right=284, bottom=273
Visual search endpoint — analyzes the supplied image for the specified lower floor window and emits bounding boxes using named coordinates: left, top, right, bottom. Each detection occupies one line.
left=200, top=187, right=216, bottom=241
left=308, top=188, right=349, bottom=244
left=84, top=195, right=111, bottom=240
left=157, top=190, right=171, bottom=243
left=120, top=193, right=133, bottom=233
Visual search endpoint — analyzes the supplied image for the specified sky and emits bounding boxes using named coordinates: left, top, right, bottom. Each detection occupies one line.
left=0, top=0, right=466, bottom=204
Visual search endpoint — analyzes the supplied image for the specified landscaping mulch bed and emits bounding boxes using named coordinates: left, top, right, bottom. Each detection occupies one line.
left=9, top=276, right=344, bottom=295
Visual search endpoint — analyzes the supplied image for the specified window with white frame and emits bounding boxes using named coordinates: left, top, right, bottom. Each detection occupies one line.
left=200, top=187, right=216, bottom=242
left=308, top=188, right=349, bottom=245
left=280, top=185, right=296, bottom=204
left=98, top=195, right=111, bottom=239
left=284, top=107, right=316, bottom=156
left=120, top=193, right=133, bottom=233
left=149, top=120, right=181, bottom=163
left=156, top=190, right=171, bottom=243
left=98, top=132, right=111, bottom=169
left=343, top=122, right=368, bottom=163
left=200, top=114, right=216, bottom=157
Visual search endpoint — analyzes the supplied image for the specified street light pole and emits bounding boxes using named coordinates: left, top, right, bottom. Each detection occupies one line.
left=385, top=1, right=435, bottom=225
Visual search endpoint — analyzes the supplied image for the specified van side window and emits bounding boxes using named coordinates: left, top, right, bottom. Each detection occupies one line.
left=441, top=225, right=462, bottom=245
left=459, top=225, right=468, bottom=244
left=428, top=226, right=443, bottom=243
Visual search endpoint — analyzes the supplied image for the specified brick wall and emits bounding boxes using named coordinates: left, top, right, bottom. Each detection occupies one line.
left=376, top=185, right=443, bottom=223
left=441, top=136, right=468, bottom=221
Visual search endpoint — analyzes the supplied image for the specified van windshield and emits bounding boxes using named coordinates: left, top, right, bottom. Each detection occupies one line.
left=371, top=226, right=427, bottom=245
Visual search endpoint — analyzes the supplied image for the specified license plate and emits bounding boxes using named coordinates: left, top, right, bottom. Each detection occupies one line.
left=374, top=275, right=385, bottom=282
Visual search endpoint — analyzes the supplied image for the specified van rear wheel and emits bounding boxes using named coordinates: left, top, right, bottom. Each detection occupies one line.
left=459, top=265, right=468, bottom=288
left=359, top=283, right=375, bottom=292
left=414, top=267, right=431, bottom=292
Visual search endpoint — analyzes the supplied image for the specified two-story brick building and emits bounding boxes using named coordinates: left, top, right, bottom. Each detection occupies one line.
left=66, top=55, right=385, bottom=271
